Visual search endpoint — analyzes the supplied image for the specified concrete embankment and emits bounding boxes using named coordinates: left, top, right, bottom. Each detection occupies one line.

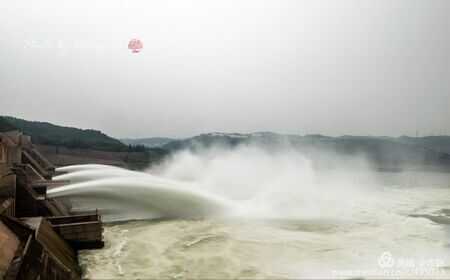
left=0, top=131, right=104, bottom=279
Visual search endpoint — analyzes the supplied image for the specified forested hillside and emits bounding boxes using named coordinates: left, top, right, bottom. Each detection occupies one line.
left=1, top=116, right=126, bottom=151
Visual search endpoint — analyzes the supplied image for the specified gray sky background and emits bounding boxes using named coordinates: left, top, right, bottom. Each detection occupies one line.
left=1, top=0, right=449, bottom=138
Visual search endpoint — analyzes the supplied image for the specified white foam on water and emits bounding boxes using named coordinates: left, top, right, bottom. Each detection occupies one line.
left=50, top=146, right=450, bottom=279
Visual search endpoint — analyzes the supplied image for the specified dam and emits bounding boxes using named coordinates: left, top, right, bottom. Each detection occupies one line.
left=0, top=131, right=104, bottom=279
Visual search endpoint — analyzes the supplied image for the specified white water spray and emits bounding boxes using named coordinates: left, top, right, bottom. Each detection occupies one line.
left=50, top=147, right=377, bottom=222
left=51, top=164, right=235, bottom=221
left=56, top=164, right=121, bottom=173
left=50, top=146, right=449, bottom=225
left=50, top=149, right=450, bottom=279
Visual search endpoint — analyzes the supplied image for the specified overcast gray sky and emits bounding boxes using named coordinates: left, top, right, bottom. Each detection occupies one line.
left=1, top=0, right=449, bottom=138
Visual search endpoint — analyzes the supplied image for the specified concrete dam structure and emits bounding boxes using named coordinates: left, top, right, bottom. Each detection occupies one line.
left=0, top=130, right=104, bottom=280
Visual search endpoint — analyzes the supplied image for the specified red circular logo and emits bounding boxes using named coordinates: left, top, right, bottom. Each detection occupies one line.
left=128, top=39, right=143, bottom=53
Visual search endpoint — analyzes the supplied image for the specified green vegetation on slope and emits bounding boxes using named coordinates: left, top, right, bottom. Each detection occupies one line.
left=0, top=117, right=17, bottom=132
left=1, top=116, right=126, bottom=152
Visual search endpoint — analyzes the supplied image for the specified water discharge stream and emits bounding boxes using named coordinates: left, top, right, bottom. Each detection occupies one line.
left=48, top=148, right=450, bottom=279
left=51, top=166, right=234, bottom=220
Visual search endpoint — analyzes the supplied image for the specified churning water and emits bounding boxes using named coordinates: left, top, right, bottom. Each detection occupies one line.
left=49, top=147, right=450, bottom=279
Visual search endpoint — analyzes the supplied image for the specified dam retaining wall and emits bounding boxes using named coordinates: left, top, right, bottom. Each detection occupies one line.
left=0, top=131, right=104, bottom=280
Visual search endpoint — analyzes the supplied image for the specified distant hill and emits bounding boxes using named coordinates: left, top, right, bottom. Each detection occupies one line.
left=2, top=116, right=449, bottom=171
left=121, top=137, right=174, bottom=148
left=1, top=116, right=126, bottom=152
left=0, top=117, right=17, bottom=132
left=395, top=136, right=450, bottom=154
left=0, top=116, right=169, bottom=169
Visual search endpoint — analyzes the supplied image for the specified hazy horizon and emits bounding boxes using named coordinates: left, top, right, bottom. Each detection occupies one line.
left=5, top=114, right=450, bottom=141
left=1, top=0, right=449, bottom=138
